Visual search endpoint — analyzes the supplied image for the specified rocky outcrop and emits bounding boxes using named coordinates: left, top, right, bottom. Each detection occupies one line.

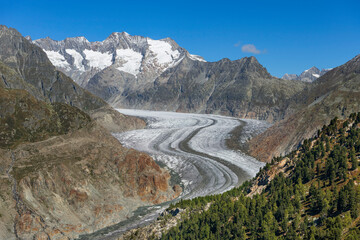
left=88, top=105, right=145, bottom=132
left=0, top=88, right=180, bottom=240
left=250, top=54, right=360, bottom=162
left=247, top=158, right=294, bottom=197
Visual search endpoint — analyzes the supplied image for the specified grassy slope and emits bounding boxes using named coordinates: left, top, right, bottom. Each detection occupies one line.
left=0, top=87, right=91, bottom=149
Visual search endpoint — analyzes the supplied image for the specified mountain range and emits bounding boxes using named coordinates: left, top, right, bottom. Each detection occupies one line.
left=33, top=33, right=203, bottom=86
left=34, top=32, right=360, bottom=165
left=282, top=66, right=332, bottom=82
left=34, top=34, right=306, bottom=122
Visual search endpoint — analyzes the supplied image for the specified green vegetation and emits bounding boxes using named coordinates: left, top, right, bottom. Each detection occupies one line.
left=161, top=113, right=360, bottom=240
left=0, top=88, right=91, bottom=148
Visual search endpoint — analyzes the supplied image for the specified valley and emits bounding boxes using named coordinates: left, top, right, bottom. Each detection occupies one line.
left=78, top=109, right=270, bottom=239
left=0, top=15, right=359, bottom=238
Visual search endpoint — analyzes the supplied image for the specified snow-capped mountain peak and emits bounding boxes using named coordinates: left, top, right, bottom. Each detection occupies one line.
left=304, top=66, right=319, bottom=73
left=282, top=66, right=331, bottom=82
left=33, top=32, right=206, bottom=85
left=188, top=53, right=207, bottom=62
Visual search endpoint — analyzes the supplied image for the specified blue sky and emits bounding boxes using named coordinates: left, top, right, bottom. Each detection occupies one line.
left=2, top=0, right=360, bottom=77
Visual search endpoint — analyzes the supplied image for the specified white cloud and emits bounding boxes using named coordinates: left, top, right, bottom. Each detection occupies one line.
left=234, top=41, right=241, bottom=47
left=241, top=44, right=261, bottom=54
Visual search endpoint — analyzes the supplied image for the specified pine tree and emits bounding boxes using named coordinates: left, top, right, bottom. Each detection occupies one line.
left=350, top=147, right=358, bottom=170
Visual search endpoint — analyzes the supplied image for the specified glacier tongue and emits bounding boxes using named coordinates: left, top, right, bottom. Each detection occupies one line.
left=113, top=109, right=269, bottom=198
left=78, top=109, right=270, bottom=240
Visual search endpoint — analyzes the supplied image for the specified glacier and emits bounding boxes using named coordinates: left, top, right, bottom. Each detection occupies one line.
left=78, top=109, right=270, bottom=240
left=114, top=109, right=269, bottom=198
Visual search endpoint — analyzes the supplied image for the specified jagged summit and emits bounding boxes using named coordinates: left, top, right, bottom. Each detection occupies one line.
left=33, top=32, right=200, bottom=86
left=282, top=66, right=332, bottom=82
left=34, top=30, right=304, bottom=120
left=305, top=66, right=319, bottom=72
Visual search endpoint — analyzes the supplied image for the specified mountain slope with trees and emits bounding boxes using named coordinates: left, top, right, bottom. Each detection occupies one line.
left=123, top=113, right=360, bottom=240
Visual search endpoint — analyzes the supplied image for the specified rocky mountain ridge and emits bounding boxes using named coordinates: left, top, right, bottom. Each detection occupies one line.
left=105, top=56, right=306, bottom=122
left=33, top=32, right=205, bottom=87
left=250, top=54, right=360, bottom=162
left=34, top=32, right=306, bottom=122
left=282, top=66, right=331, bottom=82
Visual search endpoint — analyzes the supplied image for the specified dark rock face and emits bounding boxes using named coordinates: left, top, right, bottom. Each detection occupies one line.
left=250, top=54, right=360, bottom=162
left=0, top=25, right=106, bottom=112
left=106, top=56, right=306, bottom=122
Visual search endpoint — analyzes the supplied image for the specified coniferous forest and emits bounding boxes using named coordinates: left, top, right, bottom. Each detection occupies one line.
left=157, top=113, right=360, bottom=240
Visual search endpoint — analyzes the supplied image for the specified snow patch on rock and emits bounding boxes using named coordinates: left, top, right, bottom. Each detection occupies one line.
left=44, top=50, right=70, bottom=70
left=83, top=49, right=112, bottom=70
left=189, top=54, right=206, bottom=62
left=65, top=49, right=85, bottom=71
left=147, top=39, right=180, bottom=66
left=116, top=49, right=143, bottom=76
